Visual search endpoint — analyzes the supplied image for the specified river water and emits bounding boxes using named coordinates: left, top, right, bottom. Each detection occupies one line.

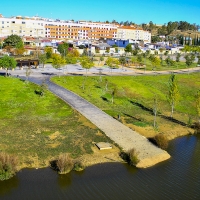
left=0, top=135, right=200, bottom=200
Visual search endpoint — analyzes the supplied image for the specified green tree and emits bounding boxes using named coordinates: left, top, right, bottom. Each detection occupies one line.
left=124, top=44, right=132, bottom=54
left=137, top=55, right=143, bottom=64
left=99, top=56, right=104, bottom=66
left=57, top=42, right=69, bottom=57
left=39, top=53, right=47, bottom=68
left=151, top=57, right=161, bottom=70
left=25, top=68, right=32, bottom=82
left=0, top=55, right=17, bottom=76
left=44, top=46, right=53, bottom=59
left=3, top=34, right=23, bottom=49
left=111, top=87, right=117, bottom=104
left=151, top=36, right=162, bottom=43
left=184, top=54, right=195, bottom=67
left=176, top=53, right=181, bottom=62
left=165, top=56, right=175, bottom=66
left=167, top=74, right=180, bottom=118
left=164, top=51, right=169, bottom=56
left=197, top=55, right=200, bottom=65
left=80, top=57, right=94, bottom=90
left=82, top=49, right=88, bottom=56
left=67, top=48, right=80, bottom=57
left=80, top=56, right=94, bottom=75
left=51, top=54, right=66, bottom=77
left=106, top=57, right=120, bottom=73
left=119, top=56, right=126, bottom=67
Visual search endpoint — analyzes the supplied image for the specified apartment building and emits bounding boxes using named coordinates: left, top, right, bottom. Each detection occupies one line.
left=45, top=20, right=117, bottom=40
left=116, top=26, right=151, bottom=43
left=0, top=14, right=151, bottom=42
left=0, top=16, right=45, bottom=37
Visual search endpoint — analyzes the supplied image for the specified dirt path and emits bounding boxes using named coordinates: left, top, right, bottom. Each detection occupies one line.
left=26, top=76, right=170, bottom=168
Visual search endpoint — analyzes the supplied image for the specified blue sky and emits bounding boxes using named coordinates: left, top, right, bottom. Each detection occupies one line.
left=1, top=0, right=200, bottom=25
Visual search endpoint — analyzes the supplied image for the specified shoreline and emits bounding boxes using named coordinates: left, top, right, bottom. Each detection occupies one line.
left=16, top=128, right=196, bottom=173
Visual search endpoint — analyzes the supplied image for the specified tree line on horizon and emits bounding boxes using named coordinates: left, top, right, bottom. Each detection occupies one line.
left=104, top=20, right=199, bottom=33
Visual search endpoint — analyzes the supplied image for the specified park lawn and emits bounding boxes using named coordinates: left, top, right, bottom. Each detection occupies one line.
left=0, top=76, right=112, bottom=169
left=52, top=74, right=200, bottom=137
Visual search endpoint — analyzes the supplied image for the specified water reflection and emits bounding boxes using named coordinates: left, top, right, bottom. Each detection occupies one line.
left=57, top=173, right=72, bottom=189
left=0, top=175, right=19, bottom=196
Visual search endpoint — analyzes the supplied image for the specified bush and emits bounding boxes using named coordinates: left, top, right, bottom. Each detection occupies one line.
left=154, top=134, right=169, bottom=150
left=56, top=153, right=74, bottom=174
left=127, top=148, right=139, bottom=165
left=73, top=160, right=84, bottom=171
left=194, top=122, right=200, bottom=134
left=0, top=152, right=18, bottom=181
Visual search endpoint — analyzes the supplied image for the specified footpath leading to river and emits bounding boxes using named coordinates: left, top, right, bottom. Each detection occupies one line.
left=25, top=76, right=170, bottom=168
left=4, top=65, right=199, bottom=167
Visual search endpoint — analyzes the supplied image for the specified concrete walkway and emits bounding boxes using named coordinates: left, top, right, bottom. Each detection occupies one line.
left=26, top=76, right=170, bottom=168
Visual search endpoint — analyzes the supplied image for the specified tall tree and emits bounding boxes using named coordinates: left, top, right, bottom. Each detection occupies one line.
left=0, top=55, right=17, bottom=76
left=124, top=44, right=132, bottom=54
left=176, top=53, right=181, bottom=62
left=111, top=87, right=117, bottom=104
left=44, top=46, right=53, bottom=59
left=80, top=56, right=94, bottom=75
left=184, top=54, right=195, bottom=68
left=80, top=57, right=94, bottom=90
left=167, top=74, right=179, bottom=118
left=39, top=53, right=47, bottom=68
left=51, top=53, right=66, bottom=77
left=106, top=57, right=120, bottom=73
left=57, top=42, right=69, bottom=57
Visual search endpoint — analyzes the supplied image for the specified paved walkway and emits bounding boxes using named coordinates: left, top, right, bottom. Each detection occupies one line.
left=26, top=76, right=170, bottom=168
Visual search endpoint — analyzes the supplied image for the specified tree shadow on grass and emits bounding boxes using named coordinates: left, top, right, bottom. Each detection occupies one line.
left=129, top=100, right=188, bottom=127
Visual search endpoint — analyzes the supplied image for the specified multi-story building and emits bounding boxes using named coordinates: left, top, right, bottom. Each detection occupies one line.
left=116, top=26, right=151, bottom=43
left=0, top=15, right=45, bottom=38
left=0, top=14, right=151, bottom=43
left=45, top=20, right=117, bottom=40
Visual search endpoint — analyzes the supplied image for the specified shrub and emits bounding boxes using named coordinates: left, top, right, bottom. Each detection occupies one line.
left=0, top=152, right=18, bottom=181
left=73, top=160, right=84, bottom=171
left=194, top=122, right=200, bottom=134
left=127, top=148, right=139, bottom=165
left=154, top=134, right=169, bottom=150
left=56, top=153, right=74, bottom=174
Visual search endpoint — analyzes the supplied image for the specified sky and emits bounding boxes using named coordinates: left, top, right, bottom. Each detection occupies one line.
left=1, top=0, right=200, bottom=25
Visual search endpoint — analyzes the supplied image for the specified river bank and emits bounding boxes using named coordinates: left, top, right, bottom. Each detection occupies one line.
left=1, top=135, right=200, bottom=200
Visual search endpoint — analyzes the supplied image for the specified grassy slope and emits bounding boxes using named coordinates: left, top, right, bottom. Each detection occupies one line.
left=52, top=74, right=200, bottom=136
left=0, top=77, right=111, bottom=168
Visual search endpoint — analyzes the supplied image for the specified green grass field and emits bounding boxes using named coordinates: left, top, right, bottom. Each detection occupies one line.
left=0, top=77, right=112, bottom=169
left=52, top=73, right=200, bottom=136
